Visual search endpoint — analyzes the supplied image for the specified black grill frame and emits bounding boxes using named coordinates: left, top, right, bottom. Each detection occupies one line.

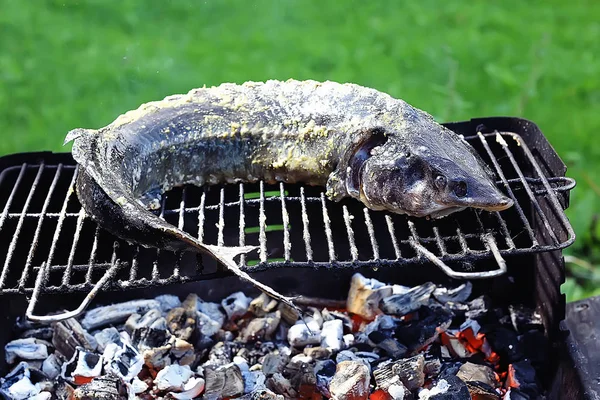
left=0, top=117, right=581, bottom=396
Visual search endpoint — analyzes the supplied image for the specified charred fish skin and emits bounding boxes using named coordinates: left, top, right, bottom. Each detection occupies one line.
left=66, top=79, right=512, bottom=308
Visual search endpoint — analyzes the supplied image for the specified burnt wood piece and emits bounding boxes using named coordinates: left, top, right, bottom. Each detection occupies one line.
left=565, top=296, right=600, bottom=400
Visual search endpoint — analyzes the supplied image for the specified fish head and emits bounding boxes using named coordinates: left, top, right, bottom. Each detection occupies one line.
left=346, top=126, right=513, bottom=218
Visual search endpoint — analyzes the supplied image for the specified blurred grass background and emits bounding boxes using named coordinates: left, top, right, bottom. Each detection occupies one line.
left=1, top=0, right=598, bottom=300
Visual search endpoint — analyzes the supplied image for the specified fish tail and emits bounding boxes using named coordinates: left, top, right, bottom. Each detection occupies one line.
left=204, top=244, right=302, bottom=314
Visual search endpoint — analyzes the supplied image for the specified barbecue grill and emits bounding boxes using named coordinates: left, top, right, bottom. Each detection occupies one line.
left=0, top=117, right=585, bottom=397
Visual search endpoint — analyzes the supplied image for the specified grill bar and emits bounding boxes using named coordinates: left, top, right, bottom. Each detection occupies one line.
left=0, top=131, right=575, bottom=299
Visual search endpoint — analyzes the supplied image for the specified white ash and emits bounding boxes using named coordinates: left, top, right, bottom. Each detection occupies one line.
left=155, top=294, right=182, bottom=312
left=170, top=376, right=206, bottom=399
left=329, top=360, right=371, bottom=400
left=5, top=338, right=49, bottom=364
left=287, top=321, right=321, bottom=347
left=72, top=350, right=103, bottom=378
left=320, top=319, right=344, bottom=351
left=154, top=364, right=194, bottom=391
left=419, top=378, right=450, bottom=399
left=242, top=370, right=266, bottom=394
left=81, top=299, right=161, bottom=330
left=221, top=291, right=252, bottom=320
left=130, top=376, right=148, bottom=394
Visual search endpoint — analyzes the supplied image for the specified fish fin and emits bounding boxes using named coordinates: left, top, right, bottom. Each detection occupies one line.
left=204, top=244, right=303, bottom=314
left=64, top=128, right=95, bottom=145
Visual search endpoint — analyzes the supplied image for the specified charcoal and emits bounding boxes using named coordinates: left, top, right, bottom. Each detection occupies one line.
left=456, top=362, right=498, bottom=388
left=519, top=330, right=549, bottom=367
left=374, top=355, right=424, bottom=391
left=94, top=327, right=121, bottom=352
left=242, top=371, right=266, bottom=394
left=287, top=321, right=321, bottom=347
left=433, top=282, right=473, bottom=304
left=373, top=335, right=408, bottom=359
left=222, top=292, right=252, bottom=321
left=125, top=308, right=162, bottom=333
left=329, top=360, right=370, bottom=400
left=283, top=359, right=315, bottom=386
left=20, top=327, right=54, bottom=341
left=166, top=304, right=197, bottom=341
left=440, top=331, right=472, bottom=359
left=486, top=327, right=524, bottom=364
left=131, top=376, right=149, bottom=394
left=81, top=299, right=160, bottom=330
left=240, top=311, right=281, bottom=343
left=103, top=338, right=144, bottom=381
left=304, top=346, right=332, bottom=360
left=0, top=362, right=42, bottom=400
left=508, top=305, right=543, bottom=333
left=72, top=350, right=103, bottom=381
left=41, top=353, right=62, bottom=380
left=72, top=373, right=128, bottom=399
left=154, top=364, right=194, bottom=391
left=52, top=318, right=97, bottom=361
left=171, top=338, right=196, bottom=365
left=204, top=341, right=240, bottom=369
left=198, top=310, right=224, bottom=337
left=420, top=375, right=470, bottom=399
left=314, top=359, right=336, bottom=397
left=204, top=362, right=244, bottom=398
left=250, top=293, right=279, bottom=317
left=465, top=296, right=491, bottom=321
left=343, top=334, right=355, bottom=348
left=347, top=273, right=393, bottom=319
left=131, top=327, right=172, bottom=369
left=438, top=361, right=463, bottom=379
left=505, top=360, right=539, bottom=398
left=381, top=282, right=436, bottom=316
left=322, top=309, right=354, bottom=333
left=234, top=355, right=250, bottom=371
left=155, top=294, right=182, bottom=312
left=365, top=315, right=400, bottom=342
left=424, top=357, right=442, bottom=379
left=321, top=319, right=344, bottom=351
left=5, top=338, right=49, bottom=364
left=465, top=380, right=500, bottom=400
left=266, top=373, right=297, bottom=399
left=239, top=388, right=284, bottom=400
left=395, top=306, right=453, bottom=352
left=262, top=353, right=289, bottom=376
left=2, top=375, right=41, bottom=400
left=277, top=302, right=300, bottom=325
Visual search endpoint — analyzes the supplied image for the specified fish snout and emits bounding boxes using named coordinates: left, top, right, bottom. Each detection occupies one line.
left=480, top=195, right=514, bottom=212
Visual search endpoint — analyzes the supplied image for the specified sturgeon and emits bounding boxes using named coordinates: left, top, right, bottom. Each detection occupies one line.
left=65, top=79, right=513, bottom=309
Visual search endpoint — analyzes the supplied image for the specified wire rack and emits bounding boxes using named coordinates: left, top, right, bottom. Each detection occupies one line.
left=0, top=131, right=576, bottom=320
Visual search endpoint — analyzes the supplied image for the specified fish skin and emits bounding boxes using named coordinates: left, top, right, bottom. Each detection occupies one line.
left=65, top=79, right=513, bottom=307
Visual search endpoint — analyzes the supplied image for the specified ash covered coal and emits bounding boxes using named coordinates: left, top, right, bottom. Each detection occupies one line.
left=0, top=274, right=547, bottom=399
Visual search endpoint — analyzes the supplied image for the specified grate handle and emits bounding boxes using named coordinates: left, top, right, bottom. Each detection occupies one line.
left=25, top=261, right=122, bottom=323
left=410, top=233, right=507, bottom=279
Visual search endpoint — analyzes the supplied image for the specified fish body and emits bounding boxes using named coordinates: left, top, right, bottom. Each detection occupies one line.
left=66, top=79, right=513, bottom=308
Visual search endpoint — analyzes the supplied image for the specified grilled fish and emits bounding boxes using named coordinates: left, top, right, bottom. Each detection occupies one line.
left=65, top=79, right=513, bottom=309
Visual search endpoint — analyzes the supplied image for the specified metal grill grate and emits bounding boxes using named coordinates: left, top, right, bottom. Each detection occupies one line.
left=0, top=131, right=575, bottom=301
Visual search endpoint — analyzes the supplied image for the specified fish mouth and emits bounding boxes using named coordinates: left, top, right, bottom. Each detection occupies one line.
left=477, top=196, right=514, bottom=212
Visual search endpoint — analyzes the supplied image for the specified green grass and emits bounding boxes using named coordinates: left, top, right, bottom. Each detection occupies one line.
left=1, top=0, right=599, bottom=300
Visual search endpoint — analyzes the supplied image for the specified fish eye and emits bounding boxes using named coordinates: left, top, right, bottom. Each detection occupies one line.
left=434, top=174, right=447, bottom=189
left=453, top=181, right=468, bottom=197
